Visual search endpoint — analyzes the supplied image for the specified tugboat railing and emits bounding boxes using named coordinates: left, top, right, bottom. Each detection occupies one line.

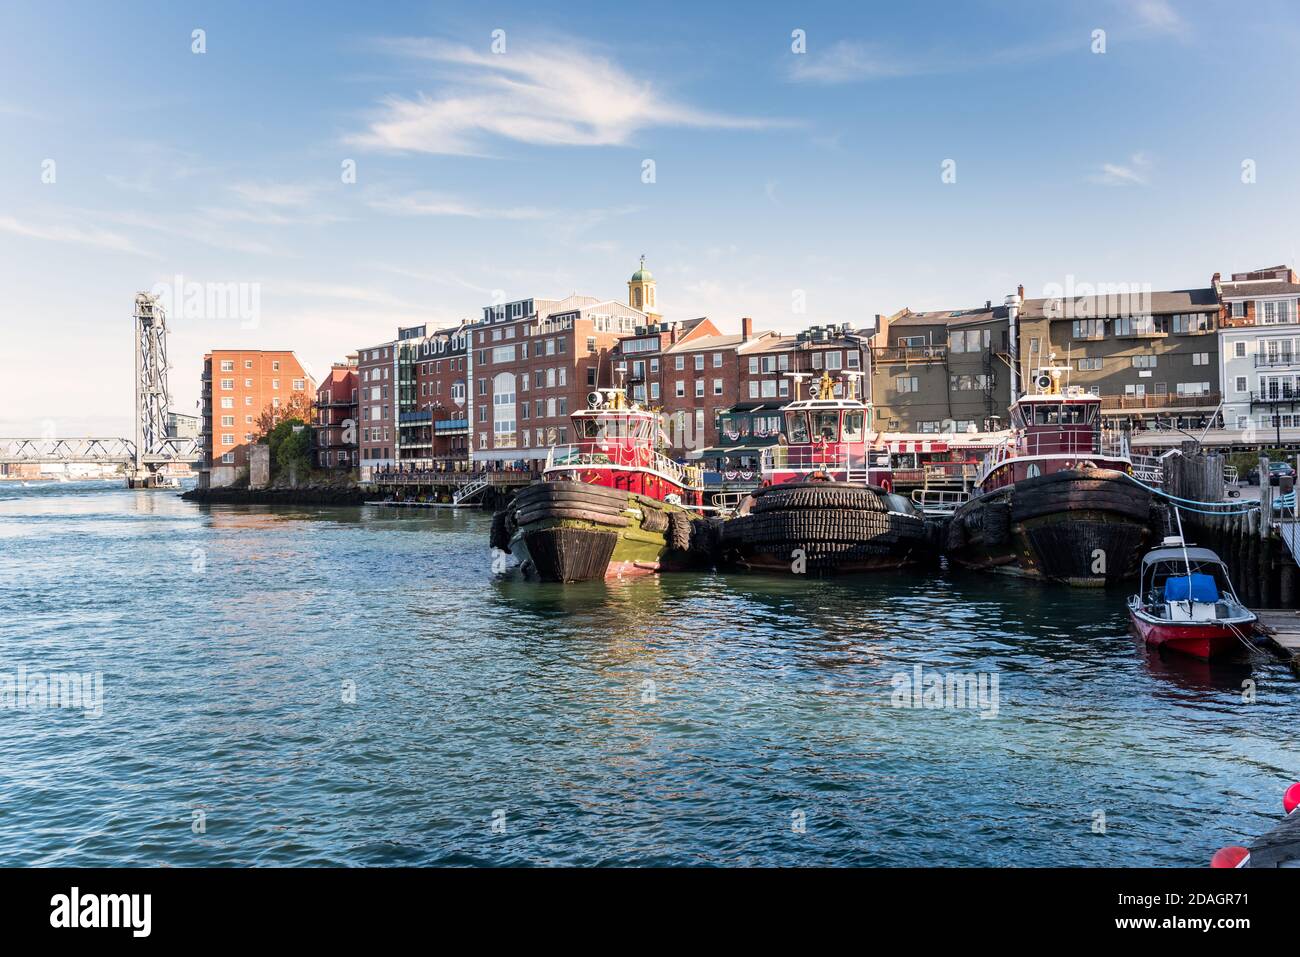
left=545, top=444, right=703, bottom=490
left=975, top=429, right=1132, bottom=485
left=911, top=488, right=969, bottom=516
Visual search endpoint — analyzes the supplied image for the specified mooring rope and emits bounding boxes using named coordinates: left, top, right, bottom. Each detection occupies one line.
left=1118, top=471, right=1262, bottom=515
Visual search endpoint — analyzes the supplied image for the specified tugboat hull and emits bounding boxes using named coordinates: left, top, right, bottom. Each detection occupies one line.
left=495, top=482, right=710, bottom=582
left=718, top=481, right=929, bottom=575
left=946, top=468, right=1152, bottom=586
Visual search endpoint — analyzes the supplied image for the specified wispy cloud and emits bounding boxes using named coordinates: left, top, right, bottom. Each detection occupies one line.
left=350, top=38, right=781, bottom=155
left=206, top=181, right=344, bottom=226
left=788, top=41, right=917, bottom=84
left=1132, top=0, right=1190, bottom=38
left=367, top=190, right=547, bottom=220
left=1090, top=152, right=1153, bottom=186
left=0, top=214, right=149, bottom=255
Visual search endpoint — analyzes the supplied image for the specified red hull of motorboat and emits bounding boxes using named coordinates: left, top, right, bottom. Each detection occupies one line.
left=1129, top=611, right=1241, bottom=660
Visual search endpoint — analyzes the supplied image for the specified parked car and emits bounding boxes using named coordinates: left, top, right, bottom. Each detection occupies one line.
left=1247, top=462, right=1296, bottom=486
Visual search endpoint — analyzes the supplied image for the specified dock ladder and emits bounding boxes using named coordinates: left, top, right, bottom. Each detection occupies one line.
left=453, top=475, right=490, bottom=505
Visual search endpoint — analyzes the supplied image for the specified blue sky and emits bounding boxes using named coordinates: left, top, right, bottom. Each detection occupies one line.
left=2, top=0, right=1298, bottom=434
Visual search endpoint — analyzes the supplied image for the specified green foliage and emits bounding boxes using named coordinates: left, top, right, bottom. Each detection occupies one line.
left=264, top=418, right=311, bottom=480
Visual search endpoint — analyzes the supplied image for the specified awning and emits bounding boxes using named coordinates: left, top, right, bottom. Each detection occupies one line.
left=697, top=443, right=776, bottom=456
left=886, top=439, right=950, bottom=454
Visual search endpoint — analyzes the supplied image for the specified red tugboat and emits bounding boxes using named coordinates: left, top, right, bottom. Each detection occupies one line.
left=1128, top=536, right=1256, bottom=659
left=717, top=371, right=930, bottom=574
left=946, top=365, right=1153, bottom=585
left=491, top=386, right=709, bottom=582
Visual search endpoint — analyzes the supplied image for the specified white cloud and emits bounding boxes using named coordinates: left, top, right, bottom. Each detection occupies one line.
left=788, top=41, right=915, bottom=84
left=228, top=182, right=323, bottom=208
left=367, top=191, right=547, bottom=220
left=1132, top=0, right=1189, bottom=38
left=0, top=214, right=149, bottom=255
left=350, top=38, right=779, bottom=155
left=1090, top=152, right=1152, bottom=186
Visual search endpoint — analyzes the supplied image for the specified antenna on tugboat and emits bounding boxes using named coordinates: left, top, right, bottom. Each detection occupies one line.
left=842, top=370, right=862, bottom=401
left=787, top=371, right=810, bottom=400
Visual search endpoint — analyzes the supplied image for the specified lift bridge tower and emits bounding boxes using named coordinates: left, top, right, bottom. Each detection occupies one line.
left=128, top=291, right=175, bottom=488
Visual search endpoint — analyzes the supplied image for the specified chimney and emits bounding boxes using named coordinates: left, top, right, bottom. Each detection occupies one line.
left=741, top=316, right=753, bottom=341
left=1017, top=283, right=1024, bottom=300
left=669, top=322, right=679, bottom=345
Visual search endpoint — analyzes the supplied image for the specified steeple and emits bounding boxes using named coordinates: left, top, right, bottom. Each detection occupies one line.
left=628, top=255, right=659, bottom=319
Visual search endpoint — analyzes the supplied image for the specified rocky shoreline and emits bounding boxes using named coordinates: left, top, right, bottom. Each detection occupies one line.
left=180, top=485, right=367, bottom=506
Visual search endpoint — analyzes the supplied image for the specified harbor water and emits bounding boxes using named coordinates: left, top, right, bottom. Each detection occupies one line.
left=0, top=480, right=1296, bottom=866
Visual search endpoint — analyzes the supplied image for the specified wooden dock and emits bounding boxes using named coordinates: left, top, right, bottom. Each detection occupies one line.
left=1251, top=608, right=1300, bottom=674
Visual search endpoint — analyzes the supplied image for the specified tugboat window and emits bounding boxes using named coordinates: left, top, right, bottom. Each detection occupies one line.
left=786, top=412, right=810, bottom=443
left=842, top=411, right=865, bottom=442
left=813, top=412, right=840, bottom=440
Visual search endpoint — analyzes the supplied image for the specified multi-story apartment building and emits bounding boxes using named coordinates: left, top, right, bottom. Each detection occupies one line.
left=1017, top=285, right=1221, bottom=432
left=467, top=266, right=654, bottom=471
left=356, top=335, right=398, bottom=469
left=398, top=322, right=469, bottom=469
left=614, top=317, right=868, bottom=459
left=313, top=358, right=358, bottom=470
left=198, top=350, right=314, bottom=487
left=355, top=323, right=470, bottom=476
left=871, top=281, right=1223, bottom=435
left=1216, top=265, right=1300, bottom=436
left=870, top=304, right=1012, bottom=433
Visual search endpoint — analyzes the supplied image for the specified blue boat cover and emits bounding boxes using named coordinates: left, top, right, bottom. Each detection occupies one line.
left=1165, top=573, right=1219, bottom=603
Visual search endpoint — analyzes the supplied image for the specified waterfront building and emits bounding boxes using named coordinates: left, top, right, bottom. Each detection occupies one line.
left=356, top=336, right=398, bottom=470
left=871, top=280, right=1223, bottom=436
left=399, top=322, right=470, bottom=470
left=356, top=323, right=470, bottom=478
left=1017, top=285, right=1222, bottom=432
left=1216, top=265, right=1300, bottom=437
left=869, top=304, right=1012, bottom=434
left=467, top=265, right=651, bottom=472
left=198, top=350, right=314, bottom=488
left=313, top=358, right=358, bottom=470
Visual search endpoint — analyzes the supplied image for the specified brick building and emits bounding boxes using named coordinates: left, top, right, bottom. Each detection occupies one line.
left=467, top=280, right=649, bottom=471
left=313, top=358, right=358, bottom=470
left=198, top=349, right=314, bottom=487
left=398, top=322, right=469, bottom=469
left=356, top=335, right=397, bottom=469
left=613, top=317, right=868, bottom=461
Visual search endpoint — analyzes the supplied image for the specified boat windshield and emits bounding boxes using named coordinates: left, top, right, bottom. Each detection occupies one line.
left=786, top=411, right=810, bottom=444
left=812, top=411, right=839, bottom=441
left=1031, top=403, right=1097, bottom=425
left=842, top=410, right=866, bottom=442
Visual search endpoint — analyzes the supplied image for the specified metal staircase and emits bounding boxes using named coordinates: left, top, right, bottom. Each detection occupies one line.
left=453, top=476, right=490, bottom=505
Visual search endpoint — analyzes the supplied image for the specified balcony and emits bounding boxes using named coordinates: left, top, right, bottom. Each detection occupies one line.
left=1255, top=354, right=1298, bottom=368
left=1101, top=391, right=1221, bottom=410
left=871, top=345, right=947, bottom=364
left=1250, top=391, right=1300, bottom=406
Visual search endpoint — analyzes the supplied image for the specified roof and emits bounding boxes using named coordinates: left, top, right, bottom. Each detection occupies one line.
left=1021, top=287, right=1218, bottom=319
left=888, top=307, right=1000, bottom=328
left=1219, top=280, right=1300, bottom=299
left=1141, top=546, right=1224, bottom=566
left=664, top=333, right=747, bottom=352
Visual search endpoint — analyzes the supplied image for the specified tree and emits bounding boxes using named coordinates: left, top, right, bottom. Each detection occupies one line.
left=254, top=391, right=315, bottom=442
left=263, top=418, right=312, bottom=484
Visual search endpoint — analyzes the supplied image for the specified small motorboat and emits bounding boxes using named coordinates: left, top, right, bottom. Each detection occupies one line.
left=1127, top=536, right=1256, bottom=660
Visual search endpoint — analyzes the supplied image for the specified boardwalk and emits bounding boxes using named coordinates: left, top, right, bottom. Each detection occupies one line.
left=1251, top=608, right=1300, bottom=674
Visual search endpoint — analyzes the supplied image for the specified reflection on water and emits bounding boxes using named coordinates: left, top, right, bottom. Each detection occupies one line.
left=0, top=481, right=1295, bottom=866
